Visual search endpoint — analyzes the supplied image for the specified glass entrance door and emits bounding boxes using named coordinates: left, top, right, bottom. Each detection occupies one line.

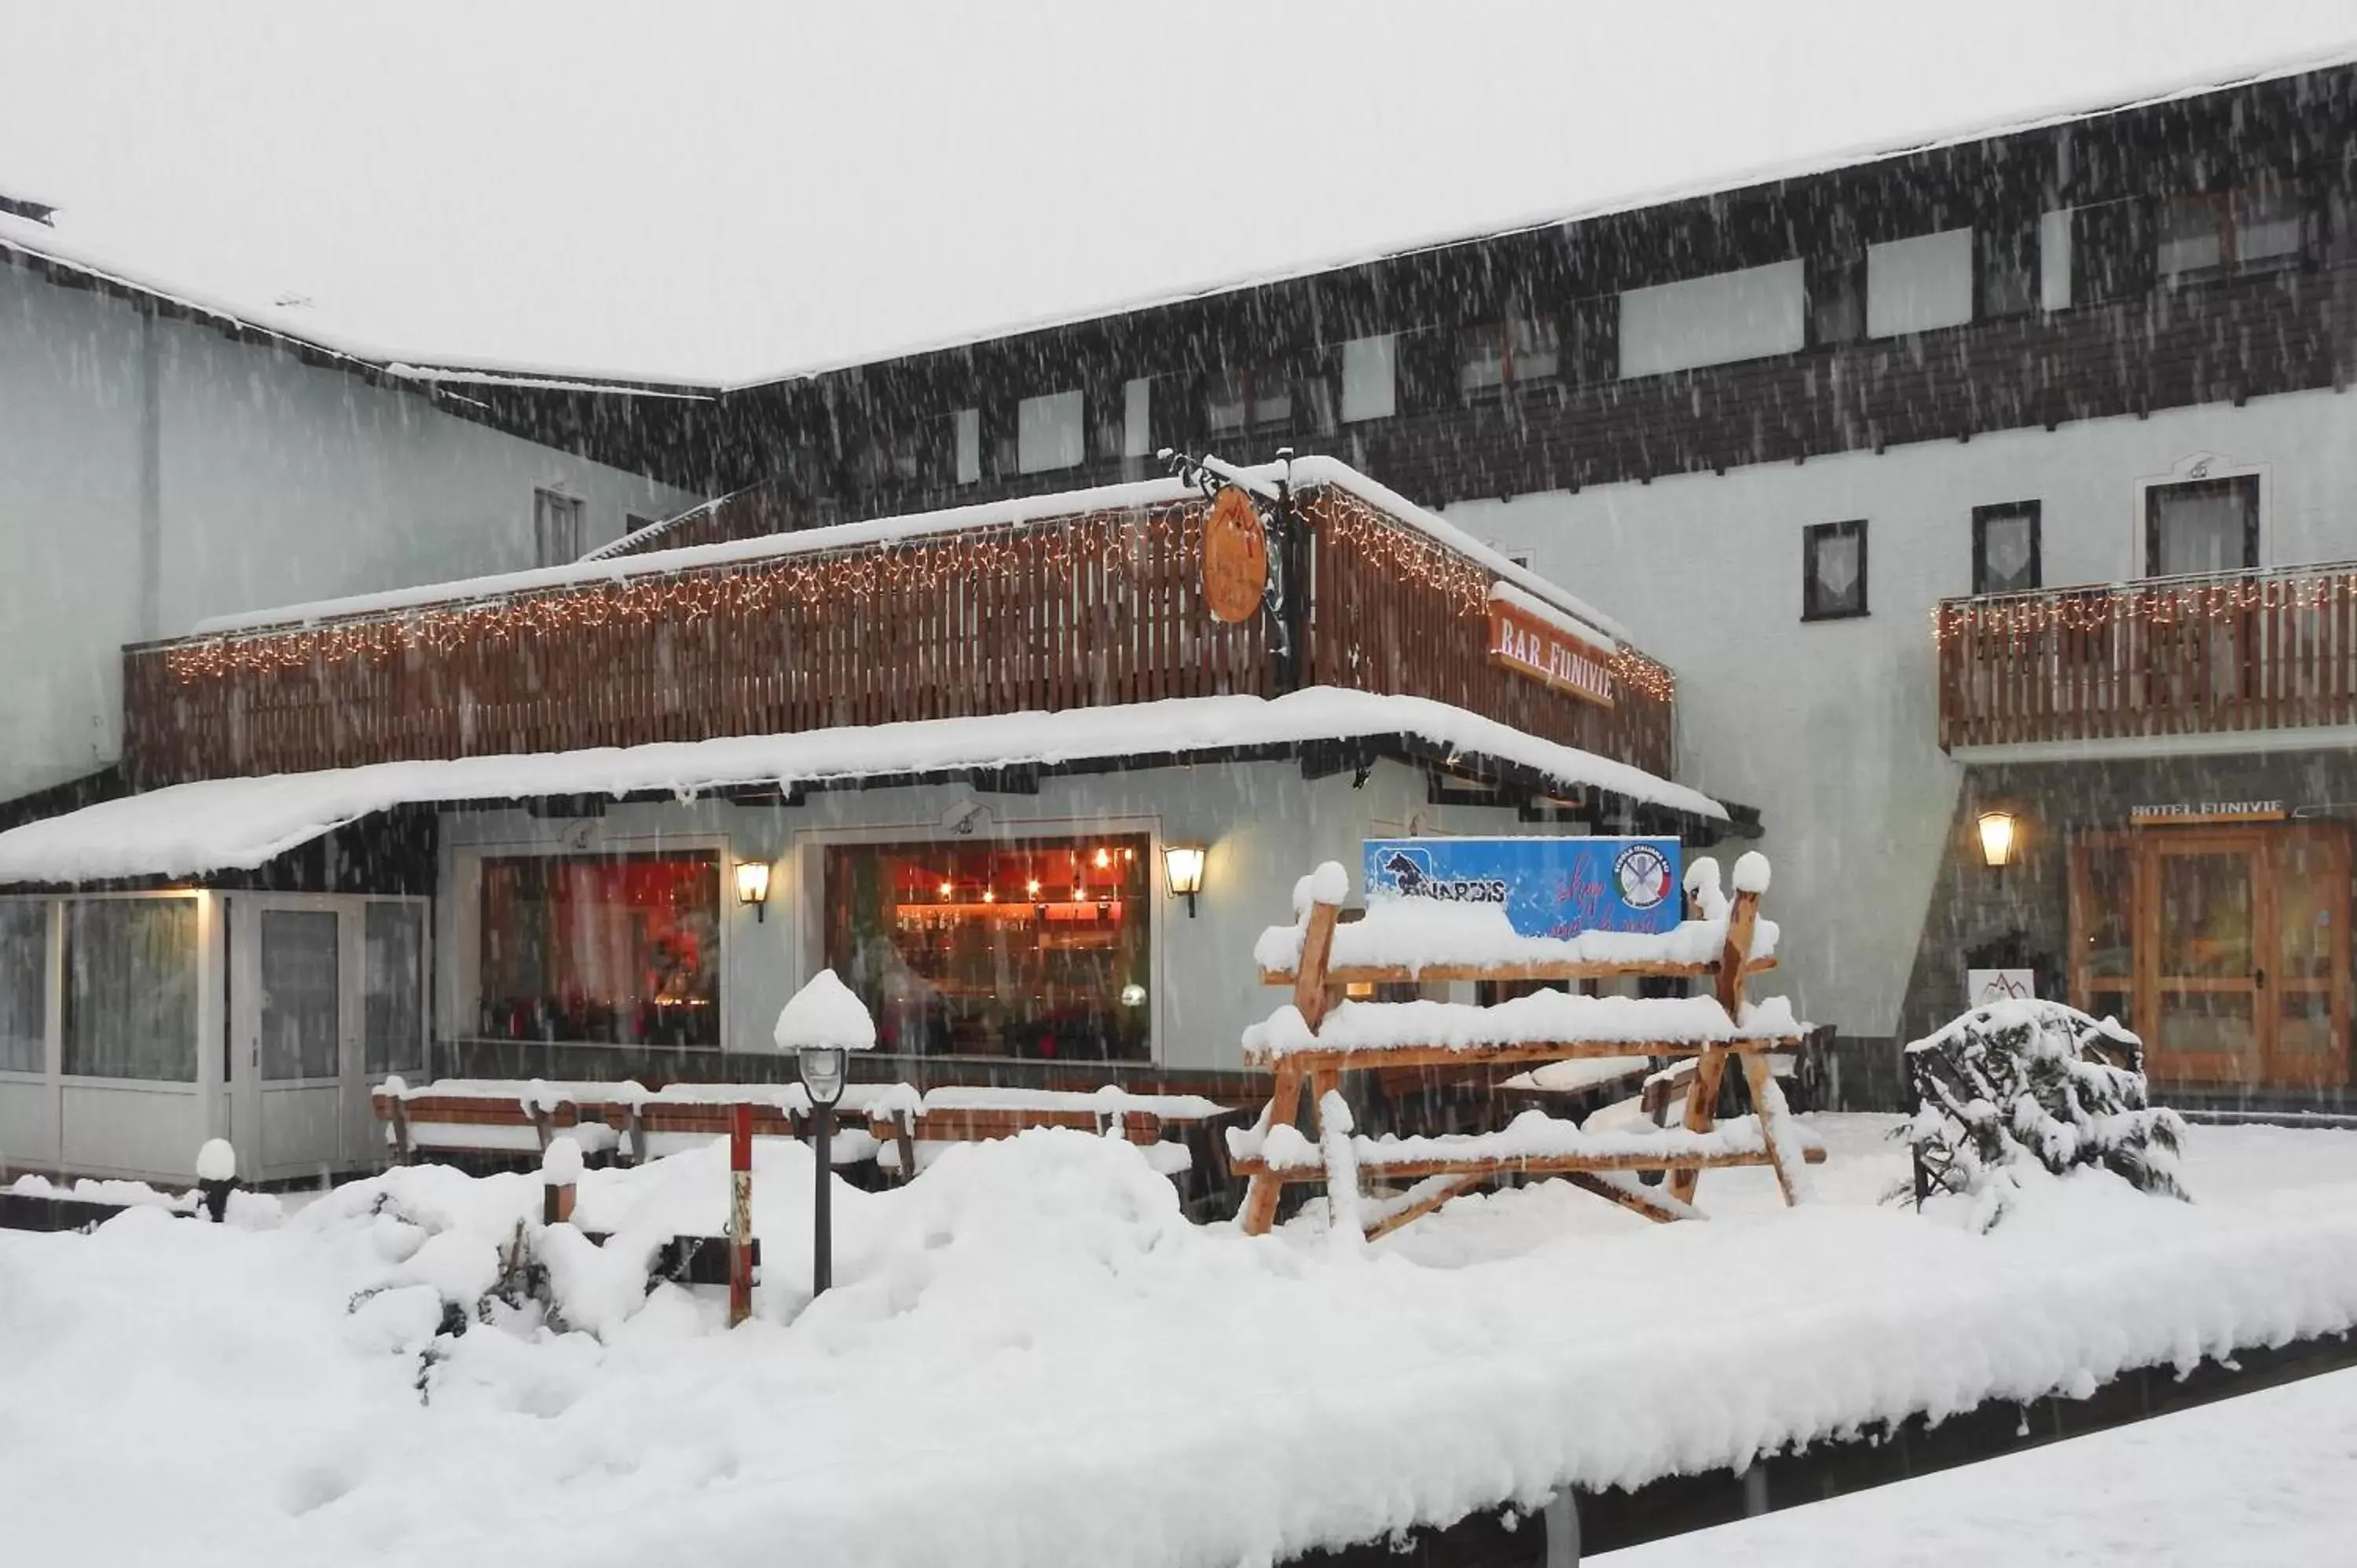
left=2073, top=825, right=2352, bottom=1091
left=2145, top=835, right=2264, bottom=1083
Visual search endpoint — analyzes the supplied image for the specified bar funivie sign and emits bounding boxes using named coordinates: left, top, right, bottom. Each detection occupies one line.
left=1487, top=592, right=1614, bottom=708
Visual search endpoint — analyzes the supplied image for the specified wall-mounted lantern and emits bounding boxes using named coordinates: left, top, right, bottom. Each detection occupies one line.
left=1976, top=810, right=2020, bottom=870
left=735, top=859, right=774, bottom=921
left=1163, top=843, right=1208, bottom=918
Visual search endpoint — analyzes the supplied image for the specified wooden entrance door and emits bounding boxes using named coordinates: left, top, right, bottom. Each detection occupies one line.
left=2070, top=824, right=2352, bottom=1090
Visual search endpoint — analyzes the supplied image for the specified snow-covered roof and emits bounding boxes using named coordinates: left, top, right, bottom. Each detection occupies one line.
left=3, top=15, right=2352, bottom=385
left=183, top=455, right=1633, bottom=647
left=0, top=687, right=1725, bottom=886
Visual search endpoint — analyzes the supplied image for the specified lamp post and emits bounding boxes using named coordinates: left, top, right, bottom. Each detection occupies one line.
left=774, top=969, right=877, bottom=1299
left=1163, top=842, right=1208, bottom=918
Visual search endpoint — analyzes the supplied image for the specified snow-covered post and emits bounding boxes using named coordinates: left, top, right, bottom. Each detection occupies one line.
left=775, top=970, right=878, bottom=1299
left=541, top=1135, right=581, bottom=1225
left=194, top=1138, right=237, bottom=1223
left=728, top=1103, right=754, bottom=1327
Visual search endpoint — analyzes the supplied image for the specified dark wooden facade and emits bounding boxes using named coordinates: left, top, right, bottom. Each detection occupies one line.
left=122, top=484, right=1677, bottom=787
left=1937, top=560, right=2357, bottom=750
left=438, top=66, right=2357, bottom=548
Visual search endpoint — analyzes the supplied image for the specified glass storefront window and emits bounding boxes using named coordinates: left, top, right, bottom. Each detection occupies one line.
left=1, top=902, right=44, bottom=1073
left=478, top=852, right=720, bottom=1046
left=365, top=902, right=428, bottom=1075
left=62, top=898, right=200, bottom=1082
left=825, top=834, right=1151, bottom=1060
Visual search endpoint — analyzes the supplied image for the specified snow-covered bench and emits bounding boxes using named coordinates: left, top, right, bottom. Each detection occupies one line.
left=1230, top=853, right=1820, bottom=1236
left=370, top=1078, right=920, bottom=1167
left=864, top=1085, right=1239, bottom=1178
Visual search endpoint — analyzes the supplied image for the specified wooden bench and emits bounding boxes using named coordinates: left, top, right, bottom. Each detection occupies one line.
left=866, top=1086, right=1237, bottom=1178
left=1230, top=855, right=1821, bottom=1238
left=369, top=1079, right=918, bottom=1167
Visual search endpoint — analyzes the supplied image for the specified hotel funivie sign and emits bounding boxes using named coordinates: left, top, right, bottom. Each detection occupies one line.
left=1487, top=592, right=1615, bottom=708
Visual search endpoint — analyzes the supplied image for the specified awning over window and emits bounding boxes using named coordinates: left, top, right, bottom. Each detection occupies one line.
left=0, top=687, right=1732, bottom=887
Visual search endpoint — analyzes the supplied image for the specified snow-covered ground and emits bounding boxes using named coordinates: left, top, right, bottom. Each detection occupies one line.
left=1600, top=1359, right=2357, bottom=1566
left=6, top=1116, right=2357, bottom=1567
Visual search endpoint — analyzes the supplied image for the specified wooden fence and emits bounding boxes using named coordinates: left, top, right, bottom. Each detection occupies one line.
left=1937, top=561, right=2357, bottom=749
left=122, top=485, right=1677, bottom=786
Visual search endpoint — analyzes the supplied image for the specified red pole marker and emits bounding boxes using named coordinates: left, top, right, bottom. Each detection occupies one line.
left=728, top=1101, right=754, bottom=1327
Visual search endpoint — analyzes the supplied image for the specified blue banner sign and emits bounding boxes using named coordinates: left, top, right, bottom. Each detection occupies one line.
left=1361, top=836, right=1684, bottom=939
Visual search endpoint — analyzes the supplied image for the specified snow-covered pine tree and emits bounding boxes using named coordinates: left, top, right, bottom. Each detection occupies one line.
left=1900, top=998, right=2188, bottom=1229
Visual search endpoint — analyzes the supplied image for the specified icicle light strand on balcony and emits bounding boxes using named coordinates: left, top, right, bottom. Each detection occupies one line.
left=156, top=491, right=1674, bottom=705
left=1930, top=567, right=2357, bottom=647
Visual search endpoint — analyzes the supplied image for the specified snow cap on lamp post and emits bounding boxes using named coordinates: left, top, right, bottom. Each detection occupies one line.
left=774, top=969, right=875, bottom=1107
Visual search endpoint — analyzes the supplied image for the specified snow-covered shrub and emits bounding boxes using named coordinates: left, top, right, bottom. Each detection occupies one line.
left=1900, top=998, right=2187, bottom=1229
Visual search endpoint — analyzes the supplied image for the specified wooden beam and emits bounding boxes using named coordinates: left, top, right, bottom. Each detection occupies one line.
left=1237, top=1061, right=1303, bottom=1236
left=1673, top=885, right=1761, bottom=1205
left=1230, top=1144, right=1826, bottom=1181
left=1293, top=898, right=1343, bottom=1034
left=1562, top=1171, right=1699, bottom=1225
left=1258, top=957, right=1777, bottom=987
left=1244, top=1035, right=1800, bottom=1073
left=1363, top=1173, right=1488, bottom=1240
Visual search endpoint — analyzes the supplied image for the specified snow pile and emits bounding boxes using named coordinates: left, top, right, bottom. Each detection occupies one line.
left=1234, top=1106, right=1825, bottom=1172
left=12, top=1121, right=2357, bottom=1567
left=194, top=1138, right=237, bottom=1183
left=1244, top=991, right=1805, bottom=1058
left=772, top=968, right=879, bottom=1053
left=1904, top=999, right=2188, bottom=1230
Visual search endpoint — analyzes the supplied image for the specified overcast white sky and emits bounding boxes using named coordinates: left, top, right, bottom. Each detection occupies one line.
left=5, top=0, right=2357, bottom=383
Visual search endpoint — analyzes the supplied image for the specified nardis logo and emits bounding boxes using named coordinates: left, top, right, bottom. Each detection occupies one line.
left=1376, top=848, right=1506, bottom=904
left=1613, top=843, right=1673, bottom=911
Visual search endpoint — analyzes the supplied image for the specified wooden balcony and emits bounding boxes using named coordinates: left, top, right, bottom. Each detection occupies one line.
left=123, top=480, right=1677, bottom=788
left=1937, top=561, right=2357, bottom=752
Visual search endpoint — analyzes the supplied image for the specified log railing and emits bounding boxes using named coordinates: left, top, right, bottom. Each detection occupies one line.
left=1936, top=560, right=2357, bottom=750
left=121, top=484, right=1678, bottom=786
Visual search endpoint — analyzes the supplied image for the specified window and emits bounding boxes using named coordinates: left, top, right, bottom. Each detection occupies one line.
left=2070, top=201, right=2154, bottom=305
left=62, top=898, right=199, bottom=1081
left=824, top=835, right=1150, bottom=1061
left=1017, top=390, right=1084, bottom=474
left=2039, top=210, right=2073, bottom=310
left=953, top=408, right=981, bottom=485
left=1866, top=229, right=1974, bottom=338
left=1618, top=258, right=1805, bottom=378
left=1802, top=520, right=1868, bottom=621
left=1122, top=377, right=1153, bottom=457
left=1458, top=317, right=1559, bottom=394
left=1972, top=501, right=2042, bottom=595
left=477, top=852, right=720, bottom=1046
left=1205, top=366, right=1292, bottom=433
left=1978, top=225, right=2038, bottom=319
left=2146, top=475, right=2258, bottom=578
left=2158, top=186, right=2304, bottom=281
left=1339, top=334, right=1397, bottom=423
left=364, top=901, right=427, bottom=1076
left=533, top=489, right=585, bottom=567
left=1, top=902, right=43, bottom=1073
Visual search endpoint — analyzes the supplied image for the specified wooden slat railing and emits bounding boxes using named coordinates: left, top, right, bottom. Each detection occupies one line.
left=1937, top=560, right=2357, bottom=750
left=121, top=484, right=1678, bottom=786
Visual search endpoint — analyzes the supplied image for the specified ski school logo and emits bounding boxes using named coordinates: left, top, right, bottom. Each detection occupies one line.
left=1376, top=848, right=1506, bottom=904
left=1613, top=843, right=1673, bottom=911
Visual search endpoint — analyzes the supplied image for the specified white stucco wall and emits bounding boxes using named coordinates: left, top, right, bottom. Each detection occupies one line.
left=1449, top=386, right=2357, bottom=1041
left=434, top=757, right=1557, bottom=1073
left=0, top=266, right=702, bottom=803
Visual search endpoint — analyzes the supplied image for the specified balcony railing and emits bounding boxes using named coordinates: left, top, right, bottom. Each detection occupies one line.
left=123, top=483, right=1677, bottom=787
left=1936, top=561, right=2357, bottom=750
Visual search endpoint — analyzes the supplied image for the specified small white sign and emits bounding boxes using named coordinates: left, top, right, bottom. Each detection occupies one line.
left=1968, top=968, right=2036, bottom=1006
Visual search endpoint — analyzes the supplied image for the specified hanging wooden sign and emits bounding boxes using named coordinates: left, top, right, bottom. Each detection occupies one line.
left=1488, top=594, right=1615, bottom=708
left=1201, top=485, right=1268, bottom=625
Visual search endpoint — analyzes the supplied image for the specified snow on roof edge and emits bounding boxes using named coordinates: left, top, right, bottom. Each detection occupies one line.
left=0, top=688, right=1727, bottom=885
left=184, top=456, right=1636, bottom=650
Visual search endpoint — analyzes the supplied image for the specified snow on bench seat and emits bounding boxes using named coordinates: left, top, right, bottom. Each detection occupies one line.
left=900, top=1085, right=1234, bottom=1121
left=1242, top=991, right=1805, bottom=1064
left=1230, top=1108, right=1828, bottom=1177
left=1500, top=1055, right=1656, bottom=1096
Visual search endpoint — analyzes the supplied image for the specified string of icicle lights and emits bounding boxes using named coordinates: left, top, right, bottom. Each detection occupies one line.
left=1308, top=491, right=1676, bottom=704
left=1930, top=566, right=2357, bottom=645
left=160, top=490, right=1677, bottom=704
